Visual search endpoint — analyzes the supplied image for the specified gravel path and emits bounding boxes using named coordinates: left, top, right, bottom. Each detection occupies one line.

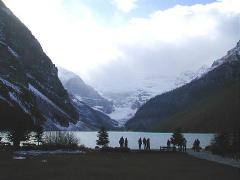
left=187, top=149, right=240, bottom=168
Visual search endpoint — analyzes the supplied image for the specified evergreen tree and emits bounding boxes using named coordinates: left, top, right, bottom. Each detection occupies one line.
left=34, top=125, right=43, bottom=146
left=96, top=127, right=109, bottom=148
left=232, top=132, right=240, bottom=153
left=170, top=128, right=184, bottom=150
left=211, top=132, right=230, bottom=156
left=7, top=127, right=30, bottom=149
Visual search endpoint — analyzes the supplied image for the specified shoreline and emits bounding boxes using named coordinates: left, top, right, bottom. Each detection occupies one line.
left=187, top=149, right=240, bottom=168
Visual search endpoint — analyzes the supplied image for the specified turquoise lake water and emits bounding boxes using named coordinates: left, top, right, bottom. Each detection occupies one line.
left=73, top=131, right=214, bottom=149
left=0, top=131, right=214, bottom=150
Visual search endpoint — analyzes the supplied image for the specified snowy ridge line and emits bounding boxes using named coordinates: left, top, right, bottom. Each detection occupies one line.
left=212, top=41, right=240, bottom=69
left=8, top=92, right=30, bottom=114
left=28, top=84, right=70, bottom=118
left=0, top=76, right=21, bottom=93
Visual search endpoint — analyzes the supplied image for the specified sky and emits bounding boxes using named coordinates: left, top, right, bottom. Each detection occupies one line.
left=3, top=0, right=240, bottom=93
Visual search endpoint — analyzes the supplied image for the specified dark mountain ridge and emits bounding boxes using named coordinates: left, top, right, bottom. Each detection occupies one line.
left=0, top=1, right=117, bottom=130
left=126, top=41, right=240, bottom=133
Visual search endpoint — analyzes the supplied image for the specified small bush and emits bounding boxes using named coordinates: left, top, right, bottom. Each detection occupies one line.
left=41, top=131, right=79, bottom=150
left=7, top=127, right=30, bottom=149
left=205, top=145, right=212, bottom=151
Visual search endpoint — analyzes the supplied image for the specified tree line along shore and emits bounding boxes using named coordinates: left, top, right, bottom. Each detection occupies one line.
left=0, top=126, right=240, bottom=160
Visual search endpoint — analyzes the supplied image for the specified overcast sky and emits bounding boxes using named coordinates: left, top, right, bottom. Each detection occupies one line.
left=3, top=0, right=240, bottom=93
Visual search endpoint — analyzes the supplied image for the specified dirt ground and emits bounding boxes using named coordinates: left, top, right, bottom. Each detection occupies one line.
left=0, top=151, right=239, bottom=180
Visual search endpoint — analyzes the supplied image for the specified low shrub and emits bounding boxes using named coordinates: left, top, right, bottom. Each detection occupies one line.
left=41, top=131, right=79, bottom=150
left=205, top=145, right=212, bottom=152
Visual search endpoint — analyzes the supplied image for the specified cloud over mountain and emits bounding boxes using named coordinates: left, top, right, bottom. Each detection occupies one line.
left=3, top=0, right=240, bottom=93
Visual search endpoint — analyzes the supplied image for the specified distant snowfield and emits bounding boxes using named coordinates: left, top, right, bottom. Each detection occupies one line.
left=108, top=106, right=137, bottom=126
left=187, top=150, right=240, bottom=168
left=103, top=65, right=210, bottom=125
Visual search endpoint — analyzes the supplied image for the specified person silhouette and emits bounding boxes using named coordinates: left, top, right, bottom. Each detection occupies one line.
left=138, top=138, right=142, bottom=150
left=167, top=139, right=171, bottom=151
left=193, top=139, right=197, bottom=152
left=124, top=138, right=128, bottom=148
left=196, top=139, right=200, bottom=152
left=119, top=137, right=124, bottom=148
left=146, top=138, right=150, bottom=150
left=183, top=138, right=187, bottom=152
left=143, top=138, right=147, bottom=150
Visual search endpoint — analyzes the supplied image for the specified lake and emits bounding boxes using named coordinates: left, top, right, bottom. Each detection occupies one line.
left=73, top=131, right=214, bottom=149
left=0, top=131, right=214, bottom=150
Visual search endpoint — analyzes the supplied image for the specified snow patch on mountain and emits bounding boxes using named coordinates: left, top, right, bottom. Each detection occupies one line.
left=175, top=65, right=209, bottom=87
left=0, top=77, right=21, bottom=93
left=58, top=67, right=114, bottom=114
left=7, top=46, right=19, bottom=58
left=42, top=118, right=90, bottom=131
left=28, top=84, right=70, bottom=118
left=8, top=92, right=30, bottom=114
left=101, top=65, right=210, bottom=126
left=0, top=40, right=19, bottom=59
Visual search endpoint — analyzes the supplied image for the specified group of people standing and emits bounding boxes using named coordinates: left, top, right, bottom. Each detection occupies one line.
left=193, top=139, right=201, bottom=152
left=119, top=137, right=151, bottom=150
left=118, top=137, right=200, bottom=152
left=119, top=137, right=128, bottom=148
left=138, top=137, right=150, bottom=150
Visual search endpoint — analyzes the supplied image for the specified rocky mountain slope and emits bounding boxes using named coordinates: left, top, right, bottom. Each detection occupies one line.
left=103, top=90, right=151, bottom=126
left=58, top=67, right=114, bottom=114
left=126, top=40, right=240, bottom=132
left=70, top=95, right=118, bottom=129
left=0, top=1, right=117, bottom=130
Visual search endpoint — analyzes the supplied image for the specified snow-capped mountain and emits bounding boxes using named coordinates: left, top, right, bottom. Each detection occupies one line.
left=103, top=90, right=151, bottom=126
left=101, top=65, right=209, bottom=126
left=70, top=95, right=118, bottom=129
left=126, top=40, right=240, bottom=132
left=174, top=65, right=209, bottom=87
left=212, top=40, right=240, bottom=68
left=58, top=67, right=114, bottom=114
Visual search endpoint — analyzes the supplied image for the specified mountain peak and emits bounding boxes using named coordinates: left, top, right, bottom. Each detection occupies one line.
left=126, top=40, right=240, bottom=132
left=212, top=40, right=240, bottom=68
left=237, top=40, right=240, bottom=47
